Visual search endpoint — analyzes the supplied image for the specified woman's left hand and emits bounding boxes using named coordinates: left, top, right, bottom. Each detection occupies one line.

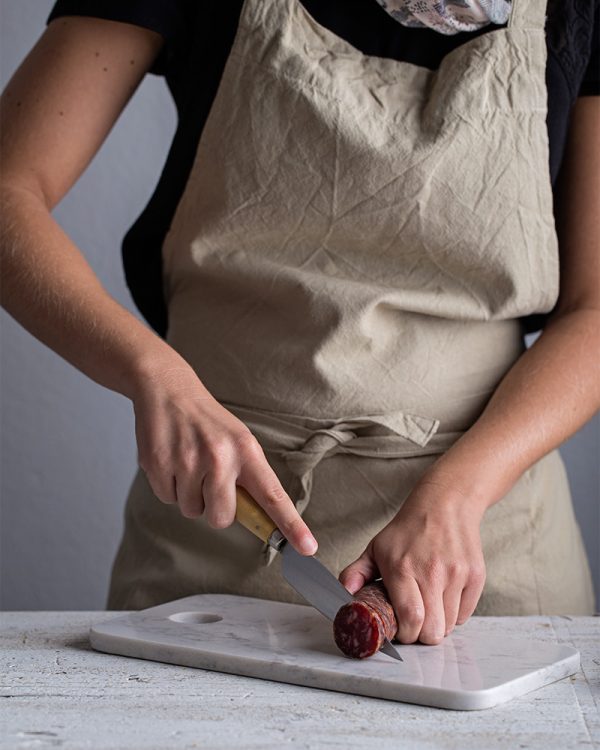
left=339, top=97, right=600, bottom=639
left=338, top=478, right=487, bottom=645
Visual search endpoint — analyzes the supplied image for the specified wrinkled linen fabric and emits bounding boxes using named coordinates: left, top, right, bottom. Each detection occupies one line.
left=374, top=0, right=512, bottom=34
left=107, top=0, right=595, bottom=616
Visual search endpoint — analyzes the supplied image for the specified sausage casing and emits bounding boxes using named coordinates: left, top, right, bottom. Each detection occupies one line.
left=333, top=580, right=397, bottom=658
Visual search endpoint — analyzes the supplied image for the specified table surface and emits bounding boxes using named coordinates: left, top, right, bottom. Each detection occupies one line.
left=1, top=612, right=598, bottom=750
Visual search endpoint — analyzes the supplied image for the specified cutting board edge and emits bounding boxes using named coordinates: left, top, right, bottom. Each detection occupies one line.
left=88, top=623, right=580, bottom=711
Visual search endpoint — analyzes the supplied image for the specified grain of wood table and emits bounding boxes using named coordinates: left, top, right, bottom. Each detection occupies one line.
left=1, top=613, right=598, bottom=749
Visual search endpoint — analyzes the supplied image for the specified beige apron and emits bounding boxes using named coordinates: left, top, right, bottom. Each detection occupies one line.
left=107, top=0, right=595, bottom=614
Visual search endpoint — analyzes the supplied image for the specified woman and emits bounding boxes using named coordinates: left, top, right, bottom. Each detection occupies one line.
left=1, top=0, right=597, bottom=646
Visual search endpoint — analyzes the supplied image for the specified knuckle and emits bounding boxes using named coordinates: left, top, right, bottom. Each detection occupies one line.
left=394, top=557, right=414, bottom=578
left=397, top=602, right=425, bottom=626
left=262, top=483, right=289, bottom=509
left=205, top=437, right=234, bottom=465
left=178, top=447, right=198, bottom=472
left=236, top=430, right=262, bottom=455
left=469, top=563, right=486, bottom=585
left=447, top=559, right=467, bottom=580
left=424, top=556, right=445, bottom=583
left=205, top=451, right=227, bottom=474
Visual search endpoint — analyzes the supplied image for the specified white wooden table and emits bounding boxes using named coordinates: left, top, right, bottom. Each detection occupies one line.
left=1, top=613, right=598, bottom=749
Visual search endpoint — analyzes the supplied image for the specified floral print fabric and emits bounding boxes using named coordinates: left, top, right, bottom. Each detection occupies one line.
left=374, top=0, right=511, bottom=34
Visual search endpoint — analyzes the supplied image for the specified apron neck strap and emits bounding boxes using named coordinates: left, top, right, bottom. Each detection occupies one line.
left=507, top=0, right=548, bottom=30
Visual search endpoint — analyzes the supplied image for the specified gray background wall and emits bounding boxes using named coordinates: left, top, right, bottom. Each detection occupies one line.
left=1, top=1, right=598, bottom=611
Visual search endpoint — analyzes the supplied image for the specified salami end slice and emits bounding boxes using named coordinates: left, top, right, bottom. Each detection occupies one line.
left=333, top=581, right=397, bottom=659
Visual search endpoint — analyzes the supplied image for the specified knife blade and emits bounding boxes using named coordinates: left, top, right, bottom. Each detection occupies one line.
left=235, top=486, right=403, bottom=662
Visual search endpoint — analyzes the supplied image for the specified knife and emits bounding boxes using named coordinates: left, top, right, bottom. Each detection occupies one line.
left=235, top=486, right=403, bottom=662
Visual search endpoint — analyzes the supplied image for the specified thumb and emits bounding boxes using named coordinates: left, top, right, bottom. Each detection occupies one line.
left=339, top=545, right=378, bottom=595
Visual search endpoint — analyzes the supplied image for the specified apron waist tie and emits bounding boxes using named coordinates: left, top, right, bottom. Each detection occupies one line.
left=220, top=400, right=461, bottom=565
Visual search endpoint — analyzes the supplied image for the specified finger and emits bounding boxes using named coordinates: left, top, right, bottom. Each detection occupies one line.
left=144, top=469, right=177, bottom=505
left=239, top=460, right=317, bottom=556
left=387, top=576, right=425, bottom=644
left=442, top=581, right=463, bottom=637
left=173, top=470, right=206, bottom=520
left=137, top=428, right=178, bottom=505
left=417, top=580, right=446, bottom=645
left=170, top=440, right=208, bottom=519
left=338, top=548, right=377, bottom=594
left=202, top=468, right=237, bottom=529
left=457, top=568, right=486, bottom=625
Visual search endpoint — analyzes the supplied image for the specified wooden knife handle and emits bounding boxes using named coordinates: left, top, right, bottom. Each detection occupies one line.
left=235, top=486, right=278, bottom=543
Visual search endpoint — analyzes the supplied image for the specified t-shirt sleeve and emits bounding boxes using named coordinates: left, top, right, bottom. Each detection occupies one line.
left=46, top=0, right=186, bottom=75
left=578, top=1, right=600, bottom=96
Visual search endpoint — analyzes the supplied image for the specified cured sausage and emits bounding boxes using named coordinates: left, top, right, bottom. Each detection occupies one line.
left=333, top=580, right=397, bottom=658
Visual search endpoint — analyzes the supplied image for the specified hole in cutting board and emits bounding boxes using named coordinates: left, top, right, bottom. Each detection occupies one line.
left=168, top=612, right=223, bottom=624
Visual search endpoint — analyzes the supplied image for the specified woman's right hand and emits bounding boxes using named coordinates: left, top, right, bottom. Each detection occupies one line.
left=131, top=360, right=318, bottom=556
left=0, top=17, right=315, bottom=559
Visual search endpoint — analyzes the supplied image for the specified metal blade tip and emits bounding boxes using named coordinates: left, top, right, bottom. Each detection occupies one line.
left=380, top=638, right=403, bottom=661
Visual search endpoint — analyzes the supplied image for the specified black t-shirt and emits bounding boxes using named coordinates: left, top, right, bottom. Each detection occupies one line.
left=48, top=0, right=600, bottom=337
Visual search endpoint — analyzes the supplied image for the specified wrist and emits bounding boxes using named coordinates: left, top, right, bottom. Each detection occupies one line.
left=421, top=434, right=524, bottom=516
left=395, top=468, right=487, bottom=530
left=410, top=471, right=488, bottom=521
left=124, top=344, right=210, bottom=403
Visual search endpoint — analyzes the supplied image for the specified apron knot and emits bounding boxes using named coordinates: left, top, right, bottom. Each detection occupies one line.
left=276, top=411, right=440, bottom=524
left=219, top=401, right=450, bottom=566
left=280, top=426, right=357, bottom=478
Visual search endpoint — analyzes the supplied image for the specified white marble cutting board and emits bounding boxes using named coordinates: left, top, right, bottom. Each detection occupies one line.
left=89, top=594, right=579, bottom=710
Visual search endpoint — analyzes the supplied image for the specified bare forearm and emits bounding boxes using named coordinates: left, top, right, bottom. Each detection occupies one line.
left=427, top=309, right=600, bottom=512
left=0, top=184, right=202, bottom=399
left=341, top=313, right=600, bottom=641
left=428, top=99, right=600, bottom=513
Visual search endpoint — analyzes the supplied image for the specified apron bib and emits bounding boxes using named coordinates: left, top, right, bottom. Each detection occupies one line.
left=107, top=0, right=595, bottom=614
